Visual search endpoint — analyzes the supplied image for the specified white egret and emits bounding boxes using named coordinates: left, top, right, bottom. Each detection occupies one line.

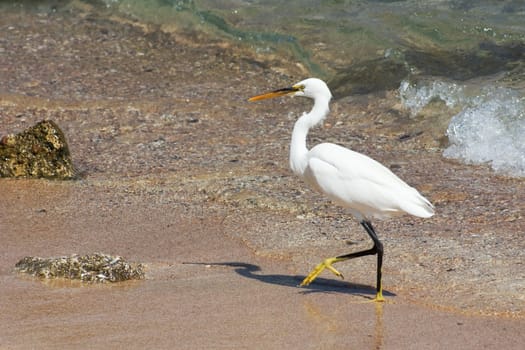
left=249, top=78, right=434, bottom=302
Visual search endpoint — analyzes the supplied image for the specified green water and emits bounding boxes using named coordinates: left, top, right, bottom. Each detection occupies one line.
left=99, top=0, right=525, bottom=89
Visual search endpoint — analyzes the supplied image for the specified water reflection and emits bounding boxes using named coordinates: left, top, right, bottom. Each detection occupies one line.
left=301, top=291, right=385, bottom=349
left=374, top=302, right=384, bottom=350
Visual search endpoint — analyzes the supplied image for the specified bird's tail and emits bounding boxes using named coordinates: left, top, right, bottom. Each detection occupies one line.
left=402, top=188, right=435, bottom=218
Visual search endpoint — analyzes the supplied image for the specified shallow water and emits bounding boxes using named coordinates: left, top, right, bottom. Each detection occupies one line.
left=104, top=0, right=525, bottom=75
left=11, top=0, right=524, bottom=176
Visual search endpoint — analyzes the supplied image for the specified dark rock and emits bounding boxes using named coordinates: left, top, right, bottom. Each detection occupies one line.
left=0, top=120, right=75, bottom=179
left=328, top=57, right=409, bottom=97
left=328, top=41, right=525, bottom=98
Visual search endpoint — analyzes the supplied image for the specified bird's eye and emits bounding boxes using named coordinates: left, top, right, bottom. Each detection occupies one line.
left=295, top=84, right=305, bottom=92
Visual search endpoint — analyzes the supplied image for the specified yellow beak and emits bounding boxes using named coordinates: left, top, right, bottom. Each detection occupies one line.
left=248, top=86, right=299, bottom=102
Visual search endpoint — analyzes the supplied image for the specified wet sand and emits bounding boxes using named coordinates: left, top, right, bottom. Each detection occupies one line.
left=1, top=3, right=524, bottom=349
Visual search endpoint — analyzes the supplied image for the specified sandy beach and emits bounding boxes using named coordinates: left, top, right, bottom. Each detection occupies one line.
left=1, top=3, right=524, bottom=349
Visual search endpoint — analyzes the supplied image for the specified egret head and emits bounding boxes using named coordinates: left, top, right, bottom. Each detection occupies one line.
left=248, top=78, right=332, bottom=102
left=292, top=78, right=332, bottom=100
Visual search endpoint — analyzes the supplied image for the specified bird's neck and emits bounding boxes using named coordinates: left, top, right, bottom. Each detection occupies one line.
left=290, top=97, right=330, bottom=176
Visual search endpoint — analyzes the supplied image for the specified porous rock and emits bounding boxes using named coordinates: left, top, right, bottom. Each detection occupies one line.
left=0, top=120, right=75, bottom=179
left=15, top=253, right=145, bottom=283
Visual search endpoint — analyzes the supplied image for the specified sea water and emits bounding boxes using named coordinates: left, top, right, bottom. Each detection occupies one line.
left=401, top=80, right=525, bottom=177
left=14, top=0, right=525, bottom=177
left=101, top=0, right=525, bottom=177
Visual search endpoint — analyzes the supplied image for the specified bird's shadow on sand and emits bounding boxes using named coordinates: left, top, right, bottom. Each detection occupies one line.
left=183, top=261, right=395, bottom=299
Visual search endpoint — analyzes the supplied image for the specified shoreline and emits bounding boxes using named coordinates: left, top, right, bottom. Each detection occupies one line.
left=1, top=3, right=524, bottom=348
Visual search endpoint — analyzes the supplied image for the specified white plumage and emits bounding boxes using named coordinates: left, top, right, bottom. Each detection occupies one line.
left=303, top=142, right=434, bottom=220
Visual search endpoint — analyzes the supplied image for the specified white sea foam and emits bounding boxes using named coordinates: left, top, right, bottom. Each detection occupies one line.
left=399, top=80, right=464, bottom=116
left=400, top=80, right=525, bottom=177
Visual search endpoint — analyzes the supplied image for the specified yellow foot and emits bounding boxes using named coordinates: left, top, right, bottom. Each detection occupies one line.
left=372, top=290, right=385, bottom=303
left=299, top=257, right=345, bottom=287
left=360, top=290, right=385, bottom=303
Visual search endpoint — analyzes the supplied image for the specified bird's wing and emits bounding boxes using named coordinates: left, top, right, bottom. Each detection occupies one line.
left=305, top=143, right=434, bottom=219
left=308, top=143, right=407, bottom=188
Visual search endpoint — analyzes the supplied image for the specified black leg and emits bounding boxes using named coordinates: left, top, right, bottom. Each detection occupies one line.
left=361, top=221, right=384, bottom=299
left=334, top=221, right=380, bottom=260
left=301, top=220, right=385, bottom=301
left=334, top=221, right=384, bottom=299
